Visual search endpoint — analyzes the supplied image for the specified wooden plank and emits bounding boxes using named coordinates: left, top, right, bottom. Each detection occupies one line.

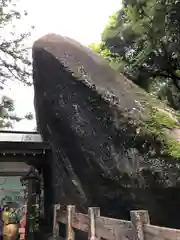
left=144, top=224, right=180, bottom=240
left=0, top=149, right=44, bottom=154
left=58, top=210, right=89, bottom=231
left=73, top=212, right=89, bottom=232
left=57, top=211, right=66, bottom=224
left=57, top=210, right=132, bottom=240
left=96, top=216, right=132, bottom=240
left=0, top=156, right=42, bottom=163
left=0, top=172, right=28, bottom=176
left=0, top=142, right=50, bottom=150
left=0, top=168, right=29, bottom=173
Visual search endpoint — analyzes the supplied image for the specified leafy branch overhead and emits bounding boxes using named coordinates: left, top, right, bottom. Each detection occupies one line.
left=0, top=96, right=33, bottom=128
left=0, top=0, right=34, bottom=88
left=0, top=0, right=34, bottom=128
left=90, top=0, right=180, bottom=110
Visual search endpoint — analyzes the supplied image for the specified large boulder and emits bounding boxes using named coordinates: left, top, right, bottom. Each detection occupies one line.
left=32, top=34, right=180, bottom=228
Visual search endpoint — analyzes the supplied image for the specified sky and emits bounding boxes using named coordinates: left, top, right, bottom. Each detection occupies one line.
left=3, top=0, right=121, bottom=131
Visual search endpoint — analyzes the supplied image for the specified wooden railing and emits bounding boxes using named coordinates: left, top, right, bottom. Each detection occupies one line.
left=52, top=204, right=180, bottom=240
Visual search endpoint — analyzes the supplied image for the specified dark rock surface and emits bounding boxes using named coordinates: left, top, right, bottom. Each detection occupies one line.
left=32, top=34, right=180, bottom=229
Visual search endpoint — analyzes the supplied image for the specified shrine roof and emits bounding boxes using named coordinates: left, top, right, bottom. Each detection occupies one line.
left=0, top=130, right=42, bottom=143
left=0, top=131, right=51, bottom=160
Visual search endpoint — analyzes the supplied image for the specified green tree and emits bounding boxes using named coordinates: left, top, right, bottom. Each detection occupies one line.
left=0, top=0, right=34, bottom=86
left=91, top=0, right=180, bottom=109
left=0, top=0, right=34, bottom=128
left=0, top=96, right=33, bottom=128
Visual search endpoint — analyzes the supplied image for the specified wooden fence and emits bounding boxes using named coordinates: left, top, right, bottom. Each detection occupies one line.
left=52, top=204, right=180, bottom=240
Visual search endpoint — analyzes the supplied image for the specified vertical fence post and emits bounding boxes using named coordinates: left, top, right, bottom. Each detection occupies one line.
left=53, top=204, right=60, bottom=239
left=130, top=210, right=150, bottom=240
left=66, top=205, right=75, bottom=240
left=88, top=207, right=100, bottom=240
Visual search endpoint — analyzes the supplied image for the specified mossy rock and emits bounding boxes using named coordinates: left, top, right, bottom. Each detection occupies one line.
left=33, top=34, right=180, bottom=228
left=138, top=107, right=180, bottom=158
left=113, top=76, right=180, bottom=160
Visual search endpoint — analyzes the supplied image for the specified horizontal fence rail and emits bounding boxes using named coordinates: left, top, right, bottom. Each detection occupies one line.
left=53, top=204, right=180, bottom=240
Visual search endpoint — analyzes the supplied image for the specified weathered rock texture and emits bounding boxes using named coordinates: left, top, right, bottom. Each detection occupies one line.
left=33, top=34, right=180, bottom=229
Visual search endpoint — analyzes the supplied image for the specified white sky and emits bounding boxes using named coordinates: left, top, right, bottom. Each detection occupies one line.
left=4, top=0, right=121, bottom=131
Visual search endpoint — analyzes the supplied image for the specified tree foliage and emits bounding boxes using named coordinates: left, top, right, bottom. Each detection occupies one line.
left=0, top=0, right=34, bottom=128
left=0, top=96, right=33, bottom=128
left=0, top=0, right=33, bottom=87
left=90, top=0, right=180, bottom=110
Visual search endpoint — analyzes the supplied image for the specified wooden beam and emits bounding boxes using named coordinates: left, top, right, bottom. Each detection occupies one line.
left=144, top=224, right=180, bottom=240
left=0, top=142, right=50, bottom=151
left=0, top=168, right=29, bottom=173
left=0, top=131, right=43, bottom=143
left=0, top=149, right=46, bottom=154
left=0, top=156, right=44, bottom=163
left=0, top=171, right=28, bottom=176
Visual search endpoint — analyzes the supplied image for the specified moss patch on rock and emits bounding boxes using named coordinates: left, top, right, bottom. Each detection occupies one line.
left=138, top=106, right=180, bottom=159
